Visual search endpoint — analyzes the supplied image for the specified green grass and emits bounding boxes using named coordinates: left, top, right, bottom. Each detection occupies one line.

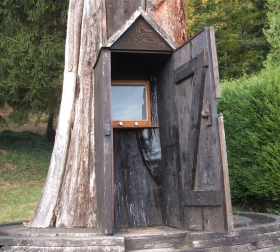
left=0, top=182, right=43, bottom=223
left=0, top=130, right=53, bottom=223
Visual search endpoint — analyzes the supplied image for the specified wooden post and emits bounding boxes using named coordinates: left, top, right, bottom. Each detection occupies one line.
left=218, top=114, right=234, bottom=231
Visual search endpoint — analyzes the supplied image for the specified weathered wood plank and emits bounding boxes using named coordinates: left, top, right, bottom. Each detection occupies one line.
left=184, top=67, right=207, bottom=191
left=157, top=55, right=183, bottom=229
left=209, top=27, right=221, bottom=98
left=124, top=233, right=187, bottom=250
left=187, top=231, right=280, bottom=248
left=183, top=190, right=221, bottom=206
left=111, top=17, right=172, bottom=52
left=218, top=114, right=234, bottom=231
left=174, top=51, right=208, bottom=84
left=190, top=27, right=226, bottom=232
left=105, top=0, right=145, bottom=39
left=94, top=49, right=113, bottom=234
left=173, top=40, right=204, bottom=231
left=113, top=129, right=163, bottom=229
left=1, top=247, right=124, bottom=252
left=0, top=236, right=124, bottom=247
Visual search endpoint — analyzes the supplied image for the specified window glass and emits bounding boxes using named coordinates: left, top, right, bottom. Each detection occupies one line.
left=112, top=85, right=147, bottom=120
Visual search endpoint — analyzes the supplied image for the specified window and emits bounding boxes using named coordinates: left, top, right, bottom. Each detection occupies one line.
left=112, top=80, right=153, bottom=128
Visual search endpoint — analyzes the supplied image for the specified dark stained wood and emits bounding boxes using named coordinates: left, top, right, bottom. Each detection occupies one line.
left=113, top=129, right=163, bottom=229
left=94, top=49, right=114, bottom=235
left=184, top=67, right=207, bottom=191
left=157, top=27, right=227, bottom=232
left=105, top=0, right=145, bottom=39
left=174, top=51, right=209, bottom=84
left=172, top=41, right=204, bottom=231
left=111, top=50, right=165, bottom=229
left=183, top=190, right=222, bottom=206
left=111, top=17, right=173, bottom=52
left=111, top=52, right=170, bottom=81
left=190, top=28, right=226, bottom=232
left=157, top=55, right=184, bottom=229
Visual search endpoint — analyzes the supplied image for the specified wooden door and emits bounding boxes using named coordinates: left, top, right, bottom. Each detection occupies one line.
left=158, top=27, right=228, bottom=232
left=94, top=49, right=114, bottom=234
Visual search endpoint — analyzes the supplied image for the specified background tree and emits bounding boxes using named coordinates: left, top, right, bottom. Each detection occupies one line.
left=263, top=0, right=280, bottom=66
left=0, top=0, right=68, bottom=140
left=185, top=0, right=269, bottom=79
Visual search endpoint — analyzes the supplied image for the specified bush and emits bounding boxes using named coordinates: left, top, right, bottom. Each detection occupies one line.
left=218, top=66, right=280, bottom=211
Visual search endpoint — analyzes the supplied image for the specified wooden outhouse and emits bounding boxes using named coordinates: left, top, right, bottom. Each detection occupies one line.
left=94, top=8, right=232, bottom=235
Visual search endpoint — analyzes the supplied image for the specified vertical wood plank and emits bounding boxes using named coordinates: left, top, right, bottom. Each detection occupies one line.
left=190, top=28, right=226, bottom=232
left=105, top=0, right=145, bottom=39
left=157, top=55, right=184, bottom=228
left=209, top=27, right=221, bottom=98
left=113, top=130, right=163, bottom=228
left=218, top=114, right=234, bottom=232
left=171, top=28, right=228, bottom=232
left=174, top=41, right=204, bottom=231
left=94, top=49, right=113, bottom=234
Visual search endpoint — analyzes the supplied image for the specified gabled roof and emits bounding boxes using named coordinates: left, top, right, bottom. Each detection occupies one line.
left=106, top=7, right=178, bottom=51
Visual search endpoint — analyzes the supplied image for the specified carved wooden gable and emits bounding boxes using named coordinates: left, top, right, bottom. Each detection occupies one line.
left=111, top=16, right=173, bottom=52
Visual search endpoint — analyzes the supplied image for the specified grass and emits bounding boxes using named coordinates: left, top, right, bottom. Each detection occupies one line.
left=0, top=129, right=53, bottom=224
left=0, top=182, right=43, bottom=223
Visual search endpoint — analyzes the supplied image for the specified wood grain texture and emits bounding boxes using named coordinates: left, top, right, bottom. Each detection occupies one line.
left=191, top=28, right=226, bottom=232
left=157, top=55, right=184, bottom=229
left=171, top=27, right=228, bottom=232
left=138, top=78, right=162, bottom=185
left=28, top=0, right=85, bottom=228
left=113, top=129, right=163, bottom=229
left=105, top=0, right=145, bottom=39
left=218, top=115, right=234, bottom=231
left=94, top=49, right=113, bottom=234
left=111, top=17, right=172, bottom=51
left=210, top=27, right=221, bottom=98
left=146, top=0, right=187, bottom=46
left=183, top=190, right=222, bottom=206
left=174, top=51, right=208, bottom=83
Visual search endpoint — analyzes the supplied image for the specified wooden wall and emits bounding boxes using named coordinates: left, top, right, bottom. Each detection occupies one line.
left=112, top=52, right=168, bottom=229
left=105, top=0, right=146, bottom=39
left=109, top=28, right=227, bottom=232
left=114, top=129, right=163, bottom=228
left=157, top=28, right=227, bottom=232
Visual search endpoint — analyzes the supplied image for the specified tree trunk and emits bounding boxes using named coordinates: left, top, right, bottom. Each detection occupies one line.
left=29, top=0, right=187, bottom=229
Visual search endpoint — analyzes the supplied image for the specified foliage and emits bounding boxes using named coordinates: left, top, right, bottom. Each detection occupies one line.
left=0, top=0, right=68, bottom=125
left=185, top=0, right=269, bottom=79
left=218, top=66, right=280, bottom=210
left=263, top=0, right=280, bottom=66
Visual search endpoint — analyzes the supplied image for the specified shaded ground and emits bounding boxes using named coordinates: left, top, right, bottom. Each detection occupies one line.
left=0, top=107, right=55, bottom=223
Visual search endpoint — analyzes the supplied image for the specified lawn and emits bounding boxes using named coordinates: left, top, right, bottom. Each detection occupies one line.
left=0, top=113, right=53, bottom=224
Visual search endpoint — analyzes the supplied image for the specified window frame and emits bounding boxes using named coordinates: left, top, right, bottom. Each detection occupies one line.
left=111, top=80, right=153, bottom=128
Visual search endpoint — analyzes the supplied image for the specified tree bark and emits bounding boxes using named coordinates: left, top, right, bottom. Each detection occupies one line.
left=29, top=0, right=187, bottom=229
left=146, top=0, right=187, bottom=45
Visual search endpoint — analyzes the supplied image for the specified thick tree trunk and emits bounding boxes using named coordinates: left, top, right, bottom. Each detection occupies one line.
left=146, top=0, right=187, bottom=45
left=29, top=0, right=187, bottom=229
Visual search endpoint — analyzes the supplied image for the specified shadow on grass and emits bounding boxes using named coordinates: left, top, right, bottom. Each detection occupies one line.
left=0, top=130, right=53, bottom=182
